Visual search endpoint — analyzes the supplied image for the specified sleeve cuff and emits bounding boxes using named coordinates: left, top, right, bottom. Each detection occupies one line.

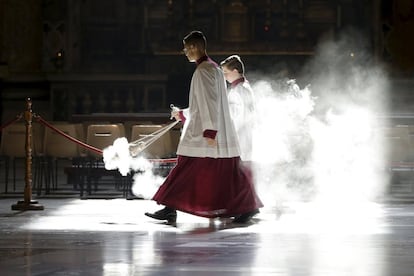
left=203, top=129, right=217, bottom=139
left=179, top=111, right=186, bottom=124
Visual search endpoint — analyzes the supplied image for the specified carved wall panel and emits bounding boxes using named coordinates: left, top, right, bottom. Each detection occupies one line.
left=78, top=0, right=145, bottom=72
left=38, top=0, right=347, bottom=67
left=49, top=74, right=168, bottom=119
left=144, top=0, right=340, bottom=54
left=382, top=0, right=414, bottom=75
left=3, top=0, right=404, bottom=123
left=0, top=0, right=6, bottom=65
left=3, top=0, right=43, bottom=73
left=42, top=0, right=67, bottom=72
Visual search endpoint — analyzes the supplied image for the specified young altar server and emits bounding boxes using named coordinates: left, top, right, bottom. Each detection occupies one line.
left=220, top=55, right=255, bottom=163
left=145, top=31, right=262, bottom=224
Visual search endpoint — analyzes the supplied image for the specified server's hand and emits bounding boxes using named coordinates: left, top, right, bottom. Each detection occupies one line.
left=206, top=138, right=217, bottom=147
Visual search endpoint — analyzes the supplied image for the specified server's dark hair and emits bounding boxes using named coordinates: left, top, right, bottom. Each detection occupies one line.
left=220, top=55, right=244, bottom=75
left=183, top=31, right=206, bottom=49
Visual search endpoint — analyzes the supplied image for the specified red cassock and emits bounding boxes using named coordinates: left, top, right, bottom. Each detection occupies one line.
left=152, top=55, right=263, bottom=218
left=152, top=155, right=263, bottom=218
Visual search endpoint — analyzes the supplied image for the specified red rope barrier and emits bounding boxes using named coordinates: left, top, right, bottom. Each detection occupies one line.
left=0, top=113, right=23, bottom=131
left=149, top=158, right=177, bottom=164
left=35, top=115, right=104, bottom=155
left=35, top=115, right=178, bottom=164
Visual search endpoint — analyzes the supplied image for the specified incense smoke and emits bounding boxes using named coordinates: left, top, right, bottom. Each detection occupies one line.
left=103, top=137, right=164, bottom=199
left=249, top=31, right=390, bottom=209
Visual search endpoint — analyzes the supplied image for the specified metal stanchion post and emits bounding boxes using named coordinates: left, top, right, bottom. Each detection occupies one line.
left=11, top=98, right=44, bottom=211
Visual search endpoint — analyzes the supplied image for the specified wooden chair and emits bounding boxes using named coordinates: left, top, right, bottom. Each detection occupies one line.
left=81, top=124, right=126, bottom=197
left=0, top=123, right=43, bottom=193
left=86, top=124, right=125, bottom=157
left=129, top=124, right=179, bottom=192
left=40, top=123, right=84, bottom=194
left=130, top=124, right=172, bottom=158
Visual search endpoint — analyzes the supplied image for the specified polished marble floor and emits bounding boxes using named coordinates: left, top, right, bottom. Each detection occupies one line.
left=0, top=197, right=414, bottom=275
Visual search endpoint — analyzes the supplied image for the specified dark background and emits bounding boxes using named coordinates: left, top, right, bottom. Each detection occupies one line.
left=0, top=0, right=413, bottom=122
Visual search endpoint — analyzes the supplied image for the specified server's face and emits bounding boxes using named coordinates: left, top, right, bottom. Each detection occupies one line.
left=183, top=43, right=196, bottom=62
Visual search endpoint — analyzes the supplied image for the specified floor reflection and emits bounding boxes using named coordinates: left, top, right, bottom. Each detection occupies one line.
left=1, top=198, right=411, bottom=276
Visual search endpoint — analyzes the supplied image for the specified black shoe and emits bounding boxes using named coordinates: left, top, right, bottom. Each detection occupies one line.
left=233, top=209, right=259, bottom=224
left=145, top=207, right=177, bottom=223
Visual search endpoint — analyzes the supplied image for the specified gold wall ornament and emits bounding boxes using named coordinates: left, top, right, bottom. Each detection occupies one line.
left=221, top=1, right=249, bottom=42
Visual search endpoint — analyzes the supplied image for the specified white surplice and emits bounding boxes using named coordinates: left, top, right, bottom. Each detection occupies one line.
left=228, top=79, right=255, bottom=161
left=177, top=59, right=240, bottom=158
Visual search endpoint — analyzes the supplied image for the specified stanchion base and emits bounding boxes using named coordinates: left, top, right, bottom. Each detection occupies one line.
left=11, top=200, right=44, bottom=211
